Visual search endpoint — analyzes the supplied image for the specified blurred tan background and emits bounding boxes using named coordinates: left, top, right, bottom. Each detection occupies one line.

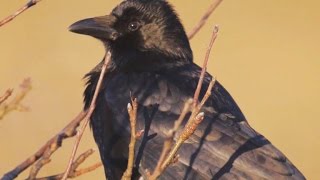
left=0, top=0, right=319, bottom=179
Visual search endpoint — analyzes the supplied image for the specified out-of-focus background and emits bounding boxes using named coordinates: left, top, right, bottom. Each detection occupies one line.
left=0, top=0, right=319, bottom=179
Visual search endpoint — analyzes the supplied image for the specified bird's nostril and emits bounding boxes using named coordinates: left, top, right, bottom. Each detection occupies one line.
left=110, top=32, right=119, bottom=41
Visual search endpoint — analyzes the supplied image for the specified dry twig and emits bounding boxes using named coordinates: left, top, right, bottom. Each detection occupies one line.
left=187, top=0, right=223, bottom=39
left=149, top=26, right=219, bottom=178
left=34, top=149, right=102, bottom=180
left=1, top=111, right=87, bottom=180
left=160, top=79, right=216, bottom=173
left=0, top=89, right=13, bottom=105
left=0, top=0, right=42, bottom=27
left=121, top=98, right=139, bottom=180
left=61, top=52, right=112, bottom=180
left=148, top=79, right=216, bottom=179
left=193, top=25, right=219, bottom=107
left=0, top=78, right=32, bottom=120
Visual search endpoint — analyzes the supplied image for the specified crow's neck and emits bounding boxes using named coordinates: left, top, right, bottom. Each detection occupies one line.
left=108, top=48, right=192, bottom=73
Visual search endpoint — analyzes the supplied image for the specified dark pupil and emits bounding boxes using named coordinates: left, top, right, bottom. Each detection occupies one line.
left=129, top=22, right=138, bottom=31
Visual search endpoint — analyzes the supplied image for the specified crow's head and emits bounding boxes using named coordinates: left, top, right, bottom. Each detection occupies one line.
left=70, top=0, right=192, bottom=71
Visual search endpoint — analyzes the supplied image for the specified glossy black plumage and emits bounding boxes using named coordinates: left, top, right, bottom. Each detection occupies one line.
left=70, top=0, right=305, bottom=179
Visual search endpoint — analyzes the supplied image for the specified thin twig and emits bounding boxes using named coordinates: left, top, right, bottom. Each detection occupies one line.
left=121, top=98, right=139, bottom=180
left=193, top=26, right=219, bottom=108
left=34, top=149, right=102, bottom=180
left=0, top=0, right=42, bottom=27
left=28, top=138, right=98, bottom=179
left=187, top=0, right=223, bottom=39
left=148, top=99, right=193, bottom=180
left=61, top=52, right=112, bottom=180
left=71, top=149, right=96, bottom=171
left=160, top=112, right=205, bottom=170
left=161, top=78, right=216, bottom=171
left=0, top=111, right=87, bottom=180
left=0, top=78, right=32, bottom=120
left=149, top=26, right=219, bottom=178
left=157, top=26, right=219, bottom=175
left=0, top=89, right=13, bottom=105
left=70, top=162, right=102, bottom=178
left=199, top=79, right=216, bottom=108
left=35, top=163, right=102, bottom=180
left=27, top=147, right=52, bottom=180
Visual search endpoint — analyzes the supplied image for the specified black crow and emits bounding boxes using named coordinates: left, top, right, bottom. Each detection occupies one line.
left=69, top=0, right=305, bottom=179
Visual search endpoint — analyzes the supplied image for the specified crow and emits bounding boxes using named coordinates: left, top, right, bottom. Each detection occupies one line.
left=69, top=0, right=305, bottom=179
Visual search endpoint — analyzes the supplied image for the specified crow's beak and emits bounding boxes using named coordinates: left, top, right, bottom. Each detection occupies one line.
left=69, top=15, right=119, bottom=41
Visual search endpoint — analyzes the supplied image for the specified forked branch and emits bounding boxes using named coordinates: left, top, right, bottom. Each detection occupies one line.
left=148, top=26, right=219, bottom=179
left=121, top=98, right=140, bottom=180
left=0, top=78, right=31, bottom=121
left=34, top=149, right=102, bottom=180
left=160, top=78, right=216, bottom=174
left=61, top=52, right=112, bottom=180
left=1, top=111, right=88, bottom=180
left=193, top=25, right=219, bottom=107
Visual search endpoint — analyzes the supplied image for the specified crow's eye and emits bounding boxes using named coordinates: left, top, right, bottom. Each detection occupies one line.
left=128, top=21, right=139, bottom=31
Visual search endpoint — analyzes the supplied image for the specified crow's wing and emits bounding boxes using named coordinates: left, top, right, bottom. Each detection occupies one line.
left=127, top=63, right=305, bottom=180
left=85, top=62, right=305, bottom=179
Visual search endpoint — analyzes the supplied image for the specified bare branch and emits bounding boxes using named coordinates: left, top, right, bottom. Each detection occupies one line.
left=161, top=78, right=216, bottom=171
left=69, top=162, right=102, bottom=178
left=0, top=78, right=32, bottom=120
left=61, top=52, right=112, bottom=180
left=28, top=139, right=100, bottom=179
left=71, top=149, right=96, bottom=171
left=121, top=98, right=139, bottom=180
left=155, top=26, right=219, bottom=176
left=1, top=111, right=88, bottom=180
left=0, top=0, right=42, bottom=27
left=193, top=26, right=219, bottom=108
left=27, top=148, right=52, bottom=179
left=34, top=149, right=102, bottom=180
left=199, top=78, right=216, bottom=108
left=187, top=0, right=223, bottom=39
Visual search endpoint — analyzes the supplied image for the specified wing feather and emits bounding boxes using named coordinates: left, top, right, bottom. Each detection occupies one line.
left=131, top=64, right=305, bottom=179
left=86, top=63, right=305, bottom=179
